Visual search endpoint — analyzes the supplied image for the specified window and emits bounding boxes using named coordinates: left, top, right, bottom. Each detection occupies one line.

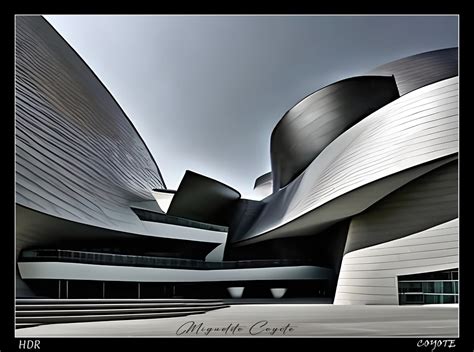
left=398, top=269, right=458, bottom=305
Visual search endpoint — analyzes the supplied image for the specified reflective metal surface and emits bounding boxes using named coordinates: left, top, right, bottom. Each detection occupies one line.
left=16, top=16, right=165, bottom=233
left=369, top=47, right=458, bottom=95
left=270, top=76, right=399, bottom=190
left=231, top=77, right=458, bottom=244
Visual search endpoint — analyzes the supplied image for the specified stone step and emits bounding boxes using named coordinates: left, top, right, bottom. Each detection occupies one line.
left=16, top=302, right=225, bottom=310
left=16, top=305, right=227, bottom=316
left=15, top=299, right=229, bottom=328
left=16, top=298, right=222, bottom=304
left=16, top=310, right=210, bottom=324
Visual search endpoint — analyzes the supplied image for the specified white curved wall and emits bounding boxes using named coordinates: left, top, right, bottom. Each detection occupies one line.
left=18, top=263, right=331, bottom=282
left=334, top=219, right=458, bottom=305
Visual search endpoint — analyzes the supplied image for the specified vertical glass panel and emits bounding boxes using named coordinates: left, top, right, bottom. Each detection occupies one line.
left=443, top=295, right=455, bottom=304
left=434, top=282, right=443, bottom=293
left=443, top=282, right=454, bottom=293
left=423, top=282, right=435, bottom=293
left=425, top=295, right=440, bottom=304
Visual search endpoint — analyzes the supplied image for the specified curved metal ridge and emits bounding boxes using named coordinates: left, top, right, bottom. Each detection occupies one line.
left=253, top=172, right=272, bottom=190
left=368, top=47, right=458, bottom=95
left=270, top=75, right=400, bottom=191
left=231, top=154, right=457, bottom=246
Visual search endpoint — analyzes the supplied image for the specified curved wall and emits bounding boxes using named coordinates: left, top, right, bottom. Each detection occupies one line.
left=18, top=263, right=332, bottom=283
left=15, top=16, right=165, bottom=234
left=231, top=76, right=458, bottom=244
left=334, top=219, right=458, bottom=305
left=232, top=155, right=456, bottom=246
left=270, top=76, right=399, bottom=191
left=344, top=159, right=458, bottom=254
left=368, top=47, right=458, bottom=95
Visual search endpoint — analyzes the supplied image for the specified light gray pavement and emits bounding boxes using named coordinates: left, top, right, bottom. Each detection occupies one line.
left=16, top=304, right=458, bottom=337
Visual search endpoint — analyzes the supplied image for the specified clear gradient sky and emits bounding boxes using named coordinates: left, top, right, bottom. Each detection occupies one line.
left=44, top=15, right=458, bottom=199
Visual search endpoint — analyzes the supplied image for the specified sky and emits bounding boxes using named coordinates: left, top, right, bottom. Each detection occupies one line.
left=44, top=15, right=458, bottom=199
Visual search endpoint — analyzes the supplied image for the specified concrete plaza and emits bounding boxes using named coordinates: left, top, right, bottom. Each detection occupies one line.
left=16, top=303, right=458, bottom=337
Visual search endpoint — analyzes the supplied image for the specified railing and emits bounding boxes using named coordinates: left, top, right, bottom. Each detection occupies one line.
left=20, top=249, right=321, bottom=271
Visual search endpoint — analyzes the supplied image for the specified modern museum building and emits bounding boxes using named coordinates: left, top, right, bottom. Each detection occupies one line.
left=15, top=16, right=459, bottom=305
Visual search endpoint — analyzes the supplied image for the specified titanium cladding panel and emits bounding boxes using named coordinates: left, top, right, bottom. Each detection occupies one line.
left=15, top=16, right=165, bottom=232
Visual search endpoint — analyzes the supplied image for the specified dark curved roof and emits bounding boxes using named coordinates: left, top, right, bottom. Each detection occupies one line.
left=368, top=47, right=458, bottom=95
left=167, top=171, right=241, bottom=227
left=15, top=16, right=165, bottom=232
left=270, top=75, right=399, bottom=191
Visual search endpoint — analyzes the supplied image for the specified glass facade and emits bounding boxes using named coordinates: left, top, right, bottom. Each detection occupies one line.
left=398, top=269, right=458, bottom=305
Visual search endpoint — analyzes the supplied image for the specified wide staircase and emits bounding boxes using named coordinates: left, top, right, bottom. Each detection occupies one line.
left=15, top=298, right=229, bottom=329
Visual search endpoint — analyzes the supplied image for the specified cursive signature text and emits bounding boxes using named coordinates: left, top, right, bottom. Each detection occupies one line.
left=176, top=320, right=296, bottom=336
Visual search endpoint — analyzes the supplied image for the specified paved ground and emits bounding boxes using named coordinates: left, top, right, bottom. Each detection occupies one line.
left=16, top=304, right=458, bottom=337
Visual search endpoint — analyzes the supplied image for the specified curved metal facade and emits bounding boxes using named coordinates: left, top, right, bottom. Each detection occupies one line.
left=230, top=76, right=458, bottom=245
left=15, top=16, right=165, bottom=235
left=231, top=155, right=457, bottom=246
left=270, top=76, right=399, bottom=191
left=230, top=47, right=458, bottom=305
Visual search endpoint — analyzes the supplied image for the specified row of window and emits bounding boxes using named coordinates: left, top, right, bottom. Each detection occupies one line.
left=399, top=293, right=458, bottom=305
left=398, top=281, right=458, bottom=294
left=398, top=269, right=458, bottom=305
